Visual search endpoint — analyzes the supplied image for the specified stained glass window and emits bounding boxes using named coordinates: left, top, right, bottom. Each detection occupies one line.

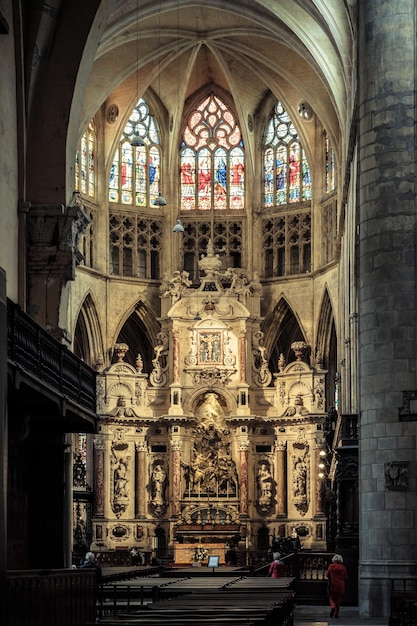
left=75, top=120, right=95, bottom=197
left=324, top=130, right=336, bottom=193
left=109, top=98, right=162, bottom=207
left=180, top=95, right=244, bottom=211
left=264, top=102, right=311, bottom=207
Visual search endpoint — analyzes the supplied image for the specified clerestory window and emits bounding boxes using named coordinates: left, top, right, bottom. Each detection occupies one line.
left=75, top=120, right=96, bottom=198
left=179, top=94, right=245, bottom=277
left=262, top=102, right=311, bottom=277
left=108, top=98, right=163, bottom=207
left=180, top=94, right=245, bottom=211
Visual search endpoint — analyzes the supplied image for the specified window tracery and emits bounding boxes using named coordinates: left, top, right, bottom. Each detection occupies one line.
left=264, top=102, right=311, bottom=207
left=75, top=120, right=96, bottom=198
left=180, top=94, right=245, bottom=212
left=108, top=98, right=162, bottom=207
left=262, top=102, right=311, bottom=277
left=181, top=219, right=243, bottom=281
left=109, top=213, right=162, bottom=278
left=324, top=130, right=336, bottom=193
left=262, top=213, right=311, bottom=277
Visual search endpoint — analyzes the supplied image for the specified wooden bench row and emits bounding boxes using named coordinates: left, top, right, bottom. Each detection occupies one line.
left=390, top=579, right=417, bottom=626
left=97, top=589, right=295, bottom=626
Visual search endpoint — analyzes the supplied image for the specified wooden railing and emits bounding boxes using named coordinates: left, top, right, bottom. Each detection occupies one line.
left=6, top=569, right=97, bottom=626
left=7, top=299, right=97, bottom=417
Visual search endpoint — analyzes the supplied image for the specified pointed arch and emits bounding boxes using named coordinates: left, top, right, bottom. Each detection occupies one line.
left=262, top=296, right=307, bottom=374
left=316, top=287, right=337, bottom=408
left=73, top=292, right=104, bottom=368
left=316, top=287, right=336, bottom=370
left=113, top=299, right=160, bottom=373
left=183, top=386, right=238, bottom=416
left=180, top=91, right=244, bottom=212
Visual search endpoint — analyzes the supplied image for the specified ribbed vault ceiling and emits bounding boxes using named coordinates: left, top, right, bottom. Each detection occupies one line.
left=80, top=0, right=354, bottom=156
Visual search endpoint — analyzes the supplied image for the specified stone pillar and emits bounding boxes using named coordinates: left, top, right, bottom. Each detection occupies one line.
left=93, top=437, right=105, bottom=517
left=0, top=269, right=7, bottom=624
left=275, top=440, right=287, bottom=517
left=357, top=0, right=417, bottom=617
left=135, top=439, right=147, bottom=518
left=239, top=441, right=249, bottom=517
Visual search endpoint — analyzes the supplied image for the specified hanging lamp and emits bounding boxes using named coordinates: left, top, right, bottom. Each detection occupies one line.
left=151, top=0, right=167, bottom=206
left=153, top=192, right=167, bottom=207
left=131, top=0, right=145, bottom=147
left=173, top=218, right=185, bottom=233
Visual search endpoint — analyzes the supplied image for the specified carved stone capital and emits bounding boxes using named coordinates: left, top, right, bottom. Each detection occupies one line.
left=27, top=200, right=91, bottom=282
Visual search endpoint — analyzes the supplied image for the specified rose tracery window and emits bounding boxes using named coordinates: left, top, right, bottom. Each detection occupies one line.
left=180, top=94, right=245, bottom=212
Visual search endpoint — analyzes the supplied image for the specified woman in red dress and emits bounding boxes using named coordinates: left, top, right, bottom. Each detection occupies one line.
left=325, top=554, right=348, bottom=618
left=268, top=552, right=286, bottom=578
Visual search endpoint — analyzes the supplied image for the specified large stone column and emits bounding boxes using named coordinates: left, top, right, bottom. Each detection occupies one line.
left=0, top=269, right=7, bottom=624
left=357, top=0, right=417, bottom=617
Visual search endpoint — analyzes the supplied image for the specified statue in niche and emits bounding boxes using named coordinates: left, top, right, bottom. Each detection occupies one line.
left=114, top=457, right=129, bottom=498
left=292, top=449, right=309, bottom=515
left=196, top=392, right=227, bottom=432
left=184, top=392, right=238, bottom=497
left=111, top=454, right=130, bottom=517
left=257, top=462, right=273, bottom=499
left=257, top=461, right=274, bottom=512
left=109, top=396, right=139, bottom=417
left=150, top=461, right=167, bottom=515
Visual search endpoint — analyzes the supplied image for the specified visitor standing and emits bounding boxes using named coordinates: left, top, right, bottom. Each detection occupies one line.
left=325, top=554, right=348, bottom=618
left=268, top=552, right=286, bottom=578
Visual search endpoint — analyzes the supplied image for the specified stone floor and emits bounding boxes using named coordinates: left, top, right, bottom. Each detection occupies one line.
left=294, top=605, right=388, bottom=626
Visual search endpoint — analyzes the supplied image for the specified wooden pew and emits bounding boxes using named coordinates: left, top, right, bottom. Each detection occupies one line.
left=97, top=575, right=295, bottom=626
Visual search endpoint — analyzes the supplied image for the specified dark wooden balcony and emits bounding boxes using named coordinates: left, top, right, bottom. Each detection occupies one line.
left=7, top=299, right=97, bottom=432
left=339, top=414, right=358, bottom=446
left=6, top=569, right=97, bottom=626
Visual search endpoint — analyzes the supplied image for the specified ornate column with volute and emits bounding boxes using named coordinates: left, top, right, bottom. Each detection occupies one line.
left=314, top=442, right=325, bottom=517
left=93, top=436, right=106, bottom=518
left=274, top=438, right=287, bottom=517
left=170, top=437, right=182, bottom=518
left=239, top=439, right=249, bottom=517
left=135, top=436, right=147, bottom=518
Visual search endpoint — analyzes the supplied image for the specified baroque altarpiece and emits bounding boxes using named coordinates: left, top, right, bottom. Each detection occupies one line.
left=89, top=242, right=328, bottom=563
